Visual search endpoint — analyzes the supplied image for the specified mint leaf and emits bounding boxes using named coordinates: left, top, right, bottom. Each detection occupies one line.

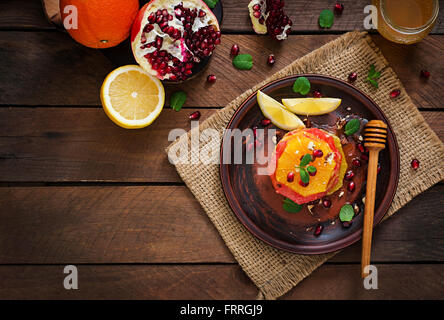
left=344, top=118, right=360, bottom=136
left=300, top=154, right=312, bottom=167
left=283, top=198, right=303, bottom=213
left=233, top=54, right=253, bottom=70
left=307, top=165, right=316, bottom=173
left=203, top=0, right=219, bottom=9
left=319, top=9, right=334, bottom=28
left=170, top=91, right=187, bottom=111
left=292, top=77, right=311, bottom=95
left=339, top=204, right=355, bottom=222
left=367, top=64, right=381, bottom=88
left=300, top=168, right=309, bottom=184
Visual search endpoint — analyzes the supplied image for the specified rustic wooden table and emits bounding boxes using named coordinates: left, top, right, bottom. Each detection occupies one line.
left=0, top=0, right=443, bottom=299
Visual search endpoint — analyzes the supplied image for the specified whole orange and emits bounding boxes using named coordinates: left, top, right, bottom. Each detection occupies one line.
left=60, top=0, right=139, bottom=48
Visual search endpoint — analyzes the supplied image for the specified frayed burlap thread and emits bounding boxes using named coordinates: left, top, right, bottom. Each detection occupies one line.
left=166, top=31, right=444, bottom=299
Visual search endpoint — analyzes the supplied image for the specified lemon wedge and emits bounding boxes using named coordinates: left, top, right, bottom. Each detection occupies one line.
left=257, top=90, right=305, bottom=130
left=100, top=65, right=165, bottom=129
left=282, top=98, right=341, bottom=116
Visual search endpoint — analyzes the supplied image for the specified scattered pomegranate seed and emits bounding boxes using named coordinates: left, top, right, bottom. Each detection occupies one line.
left=230, top=44, right=240, bottom=56
left=299, top=180, right=309, bottom=187
left=390, top=89, right=401, bottom=98
left=361, top=154, right=369, bottom=161
left=267, top=54, right=275, bottom=65
left=352, top=158, right=362, bottom=167
left=313, top=149, right=323, bottom=158
left=287, top=172, right=295, bottom=182
left=322, top=199, right=332, bottom=208
left=342, top=221, right=352, bottom=228
left=344, top=170, right=354, bottom=180
left=377, top=163, right=381, bottom=174
left=313, top=90, right=322, bottom=98
left=334, top=3, right=344, bottom=14
left=348, top=72, right=358, bottom=82
left=189, top=111, right=201, bottom=120
left=411, top=158, right=420, bottom=170
left=261, top=118, right=271, bottom=126
left=348, top=181, right=356, bottom=192
left=314, top=224, right=323, bottom=236
left=420, top=70, right=430, bottom=78
left=357, top=143, right=365, bottom=153
left=207, top=74, right=217, bottom=83
left=308, top=168, right=317, bottom=176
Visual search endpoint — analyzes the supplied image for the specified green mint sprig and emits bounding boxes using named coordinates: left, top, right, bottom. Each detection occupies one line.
left=292, top=77, right=311, bottom=95
left=339, top=204, right=354, bottom=222
left=170, top=91, right=187, bottom=111
left=233, top=54, right=253, bottom=70
left=344, top=118, right=360, bottom=136
left=366, top=64, right=381, bottom=88
left=203, top=0, right=219, bottom=9
left=319, top=9, right=334, bottom=28
left=295, top=154, right=316, bottom=184
left=283, top=198, right=303, bottom=213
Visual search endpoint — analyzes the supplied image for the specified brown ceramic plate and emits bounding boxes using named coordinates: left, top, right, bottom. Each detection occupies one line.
left=220, top=75, right=399, bottom=254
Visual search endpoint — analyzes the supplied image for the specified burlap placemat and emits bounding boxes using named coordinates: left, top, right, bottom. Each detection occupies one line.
left=166, top=31, right=444, bottom=299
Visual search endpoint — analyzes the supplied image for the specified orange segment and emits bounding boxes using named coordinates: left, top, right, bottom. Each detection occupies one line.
left=327, top=135, right=348, bottom=195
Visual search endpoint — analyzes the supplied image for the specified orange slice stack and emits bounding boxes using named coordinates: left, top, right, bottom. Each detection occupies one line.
left=270, top=128, right=347, bottom=204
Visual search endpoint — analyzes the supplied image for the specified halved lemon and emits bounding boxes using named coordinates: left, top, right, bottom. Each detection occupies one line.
left=257, top=90, right=305, bottom=131
left=281, top=98, right=341, bottom=116
left=100, top=65, right=165, bottom=129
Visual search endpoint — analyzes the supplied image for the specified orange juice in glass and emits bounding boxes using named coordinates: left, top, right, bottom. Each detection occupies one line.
left=372, top=0, right=439, bottom=44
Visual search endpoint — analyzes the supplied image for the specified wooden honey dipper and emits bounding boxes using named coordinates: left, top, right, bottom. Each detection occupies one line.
left=361, top=120, right=388, bottom=278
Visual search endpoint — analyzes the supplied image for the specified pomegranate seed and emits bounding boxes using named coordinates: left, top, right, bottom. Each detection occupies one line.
left=207, top=74, right=216, bottom=83
left=348, top=181, right=356, bottom=192
left=189, top=111, right=201, bottom=120
left=253, top=4, right=261, bottom=11
left=253, top=11, right=261, bottom=18
left=411, top=158, right=420, bottom=170
left=348, top=72, right=358, bottom=82
left=261, top=119, right=271, bottom=126
left=314, top=224, right=323, bottom=236
left=357, top=143, right=365, bottom=153
left=420, top=70, right=430, bottom=78
left=198, top=9, right=206, bottom=17
left=313, top=90, right=322, bottom=98
left=214, top=38, right=221, bottom=45
left=352, top=158, right=361, bottom=167
left=344, top=170, right=354, bottom=180
left=334, top=3, right=344, bottom=14
left=377, top=163, right=381, bottom=174
left=313, top=149, right=323, bottom=158
left=299, top=180, right=309, bottom=187
left=390, top=89, right=401, bottom=98
left=342, top=221, right=352, bottom=228
left=322, top=199, right=332, bottom=208
left=308, top=168, right=317, bottom=176
left=287, top=172, right=295, bottom=182
left=361, top=153, right=369, bottom=161
left=252, top=126, right=258, bottom=137
left=267, top=54, right=275, bottom=65
left=246, top=142, right=254, bottom=152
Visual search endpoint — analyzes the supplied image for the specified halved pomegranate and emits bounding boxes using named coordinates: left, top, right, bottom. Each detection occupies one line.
left=131, top=0, right=221, bottom=81
left=248, top=0, right=292, bottom=40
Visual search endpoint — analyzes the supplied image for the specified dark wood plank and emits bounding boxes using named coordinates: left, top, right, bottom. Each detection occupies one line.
left=0, top=108, right=441, bottom=183
left=1, top=31, right=443, bottom=108
left=2, top=0, right=444, bottom=34
left=0, top=0, right=53, bottom=30
left=0, top=184, right=442, bottom=264
left=0, top=264, right=442, bottom=299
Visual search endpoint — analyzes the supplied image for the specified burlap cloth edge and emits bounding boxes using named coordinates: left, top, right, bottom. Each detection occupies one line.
left=166, top=31, right=444, bottom=299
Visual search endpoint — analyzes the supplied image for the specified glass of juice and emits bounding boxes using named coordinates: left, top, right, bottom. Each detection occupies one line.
left=372, top=0, right=439, bottom=44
